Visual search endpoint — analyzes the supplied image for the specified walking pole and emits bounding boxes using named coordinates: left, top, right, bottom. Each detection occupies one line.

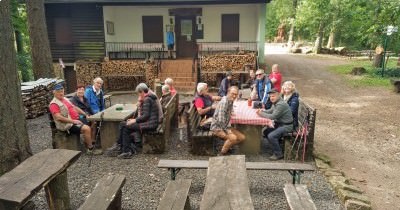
left=301, top=120, right=309, bottom=162
left=289, top=113, right=308, bottom=158
left=88, top=112, right=104, bottom=167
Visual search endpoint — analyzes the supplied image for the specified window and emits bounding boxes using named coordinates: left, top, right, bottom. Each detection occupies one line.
left=106, top=21, right=115, bottom=35
left=55, top=18, right=72, bottom=45
left=142, top=16, right=163, bottom=43
left=221, top=14, right=239, bottom=42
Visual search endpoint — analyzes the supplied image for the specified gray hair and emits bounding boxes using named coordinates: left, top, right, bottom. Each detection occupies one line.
left=164, top=78, right=174, bottom=85
left=282, top=81, right=296, bottom=93
left=135, top=83, right=149, bottom=93
left=162, top=85, right=170, bottom=93
left=197, top=82, right=208, bottom=94
left=93, top=77, right=103, bottom=84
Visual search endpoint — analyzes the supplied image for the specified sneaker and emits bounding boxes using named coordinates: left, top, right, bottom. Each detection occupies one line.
left=117, top=151, right=133, bottom=159
left=106, top=143, right=121, bottom=152
left=87, top=147, right=103, bottom=155
left=268, top=154, right=283, bottom=161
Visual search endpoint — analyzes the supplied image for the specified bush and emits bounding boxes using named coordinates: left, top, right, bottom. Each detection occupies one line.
left=373, top=68, right=400, bottom=78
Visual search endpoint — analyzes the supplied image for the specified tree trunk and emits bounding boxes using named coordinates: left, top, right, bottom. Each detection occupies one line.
left=0, top=0, right=32, bottom=175
left=26, top=0, right=54, bottom=79
left=326, top=26, right=336, bottom=49
left=287, top=0, right=298, bottom=46
left=313, top=21, right=324, bottom=54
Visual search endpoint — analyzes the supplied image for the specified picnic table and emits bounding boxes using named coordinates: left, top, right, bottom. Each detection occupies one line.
left=231, top=100, right=272, bottom=155
left=87, top=103, right=137, bottom=150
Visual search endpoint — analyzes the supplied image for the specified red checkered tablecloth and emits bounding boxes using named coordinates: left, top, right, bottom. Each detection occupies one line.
left=230, top=101, right=271, bottom=125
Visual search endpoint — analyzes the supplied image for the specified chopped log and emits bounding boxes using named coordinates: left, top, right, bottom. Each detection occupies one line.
left=350, top=67, right=367, bottom=75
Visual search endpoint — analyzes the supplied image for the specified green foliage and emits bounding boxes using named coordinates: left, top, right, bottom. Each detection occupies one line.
left=17, top=53, right=33, bottom=82
left=267, top=0, right=400, bottom=53
left=329, top=58, right=398, bottom=87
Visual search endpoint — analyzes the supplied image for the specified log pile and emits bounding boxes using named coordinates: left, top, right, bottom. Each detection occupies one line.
left=21, top=78, right=64, bottom=119
left=101, top=60, right=157, bottom=91
left=200, top=53, right=256, bottom=85
left=76, top=61, right=102, bottom=86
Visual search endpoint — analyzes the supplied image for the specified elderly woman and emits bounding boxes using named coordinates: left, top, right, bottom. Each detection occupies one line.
left=160, top=85, right=172, bottom=113
left=70, top=85, right=93, bottom=116
left=85, top=77, right=105, bottom=114
left=281, top=81, right=299, bottom=129
left=164, top=77, right=177, bottom=96
left=194, top=82, right=221, bottom=118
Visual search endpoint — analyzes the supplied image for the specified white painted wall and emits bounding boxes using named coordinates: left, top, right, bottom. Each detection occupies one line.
left=103, top=4, right=260, bottom=43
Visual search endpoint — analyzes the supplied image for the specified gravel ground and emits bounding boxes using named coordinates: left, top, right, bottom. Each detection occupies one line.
left=27, top=94, right=343, bottom=210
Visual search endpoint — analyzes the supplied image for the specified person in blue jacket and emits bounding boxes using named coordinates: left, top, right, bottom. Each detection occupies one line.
left=84, top=77, right=105, bottom=114
left=255, top=69, right=273, bottom=109
left=281, top=81, right=300, bottom=130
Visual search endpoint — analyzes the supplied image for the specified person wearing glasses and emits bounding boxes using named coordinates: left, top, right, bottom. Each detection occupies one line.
left=254, top=69, right=273, bottom=109
left=211, top=86, right=245, bottom=155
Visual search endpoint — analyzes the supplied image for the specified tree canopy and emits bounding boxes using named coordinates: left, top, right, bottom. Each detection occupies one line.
left=266, top=0, right=400, bottom=53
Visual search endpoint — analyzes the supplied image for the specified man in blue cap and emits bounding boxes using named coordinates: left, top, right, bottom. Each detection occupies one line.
left=49, top=84, right=102, bottom=155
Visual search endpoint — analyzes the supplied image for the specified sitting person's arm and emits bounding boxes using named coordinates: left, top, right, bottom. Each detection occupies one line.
left=135, top=97, right=152, bottom=123
left=50, top=104, right=82, bottom=125
left=212, top=95, right=222, bottom=101
left=74, top=106, right=89, bottom=117
left=257, top=104, right=285, bottom=120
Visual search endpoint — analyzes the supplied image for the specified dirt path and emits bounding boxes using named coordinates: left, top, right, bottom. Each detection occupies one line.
left=265, top=54, right=400, bottom=210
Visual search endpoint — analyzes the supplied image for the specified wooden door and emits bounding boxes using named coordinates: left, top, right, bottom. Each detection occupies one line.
left=175, top=16, right=196, bottom=58
left=221, top=14, right=240, bottom=42
left=63, top=66, right=76, bottom=94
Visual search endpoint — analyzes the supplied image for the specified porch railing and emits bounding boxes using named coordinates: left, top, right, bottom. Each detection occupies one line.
left=105, top=42, right=167, bottom=60
left=197, top=41, right=258, bottom=56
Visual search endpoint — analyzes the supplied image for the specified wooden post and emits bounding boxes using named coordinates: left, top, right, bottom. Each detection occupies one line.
left=44, top=171, right=71, bottom=210
left=52, top=130, right=82, bottom=151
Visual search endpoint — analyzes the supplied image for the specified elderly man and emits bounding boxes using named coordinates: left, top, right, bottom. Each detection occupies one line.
left=160, top=85, right=172, bottom=113
left=194, top=82, right=221, bottom=118
left=85, top=77, right=105, bottom=114
left=164, top=77, right=177, bottom=96
left=49, top=84, right=102, bottom=155
left=106, top=83, right=160, bottom=159
left=255, top=69, right=273, bottom=109
left=269, top=64, right=282, bottom=92
left=211, top=86, right=245, bottom=155
left=256, top=88, right=293, bottom=160
left=218, top=70, right=233, bottom=97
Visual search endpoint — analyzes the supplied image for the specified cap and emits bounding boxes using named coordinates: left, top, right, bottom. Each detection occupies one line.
left=267, top=88, right=279, bottom=94
left=53, top=84, right=64, bottom=90
left=255, top=69, right=264, bottom=75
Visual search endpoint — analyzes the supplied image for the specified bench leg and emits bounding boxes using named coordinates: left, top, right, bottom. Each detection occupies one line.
left=289, top=170, right=303, bottom=184
left=44, top=171, right=71, bottom=210
left=169, top=168, right=181, bottom=180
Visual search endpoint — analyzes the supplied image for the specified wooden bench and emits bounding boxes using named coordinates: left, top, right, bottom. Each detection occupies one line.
left=157, top=159, right=314, bottom=184
left=283, top=184, right=317, bottom=210
left=200, top=155, right=254, bottom=210
left=142, top=93, right=178, bottom=154
left=390, top=79, right=400, bottom=93
left=0, top=149, right=81, bottom=210
left=157, top=179, right=192, bottom=210
left=186, top=104, right=218, bottom=155
left=78, top=174, right=126, bottom=210
left=283, top=99, right=317, bottom=162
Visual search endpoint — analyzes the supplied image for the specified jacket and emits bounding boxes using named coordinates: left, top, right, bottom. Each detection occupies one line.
left=285, top=92, right=299, bottom=129
left=49, top=97, right=73, bottom=131
left=160, top=92, right=172, bottom=113
left=84, top=85, right=105, bottom=114
left=256, top=75, right=273, bottom=104
left=259, top=97, right=293, bottom=132
left=218, top=77, right=230, bottom=97
left=135, top=93, right=160, bottom=131
left=193, top=94, right=214, bottom=118
left=70, top=95, right=94, bottom=115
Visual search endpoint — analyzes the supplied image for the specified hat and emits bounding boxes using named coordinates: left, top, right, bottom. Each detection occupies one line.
left=255, top=69, right=264, bottom=75
left=267, top=88, right=279, bottom=94
left=53, top=84, right=64, bottom=90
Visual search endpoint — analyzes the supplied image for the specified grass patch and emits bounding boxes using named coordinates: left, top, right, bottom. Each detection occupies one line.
left=329, top=58, right=399, bottom=88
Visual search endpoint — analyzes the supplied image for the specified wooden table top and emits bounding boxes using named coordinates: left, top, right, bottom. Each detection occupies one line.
left=87, top=103, right=137, bottom=121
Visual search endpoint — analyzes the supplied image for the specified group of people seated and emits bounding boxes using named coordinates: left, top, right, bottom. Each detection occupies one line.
left=49, top=77, right=176, bottom=158
left=49, top=64, right=300, bottom=161
left=207, top=64, right=299, bottom=160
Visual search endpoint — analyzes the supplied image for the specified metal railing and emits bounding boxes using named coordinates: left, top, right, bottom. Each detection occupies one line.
left=105, top=42, right=167, bottom=59
left=197, top=41, right=258, bottom=56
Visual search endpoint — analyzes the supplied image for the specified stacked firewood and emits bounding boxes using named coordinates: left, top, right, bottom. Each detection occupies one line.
left=102, top=60, right=146, bottom=75
left=76, top=61, right=102, bottom=86
left=21, top=78, right=64, bottom=119
left=200, top=53, right=256, bottom=72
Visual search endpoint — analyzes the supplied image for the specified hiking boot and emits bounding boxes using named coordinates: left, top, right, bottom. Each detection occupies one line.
left=106, top=143, right=121, bottom=152
left=117, top=151, right=133, bottom=159
left=87, top=147, right=103, bottom=155
left=268, top=154, right=283, bottom=161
